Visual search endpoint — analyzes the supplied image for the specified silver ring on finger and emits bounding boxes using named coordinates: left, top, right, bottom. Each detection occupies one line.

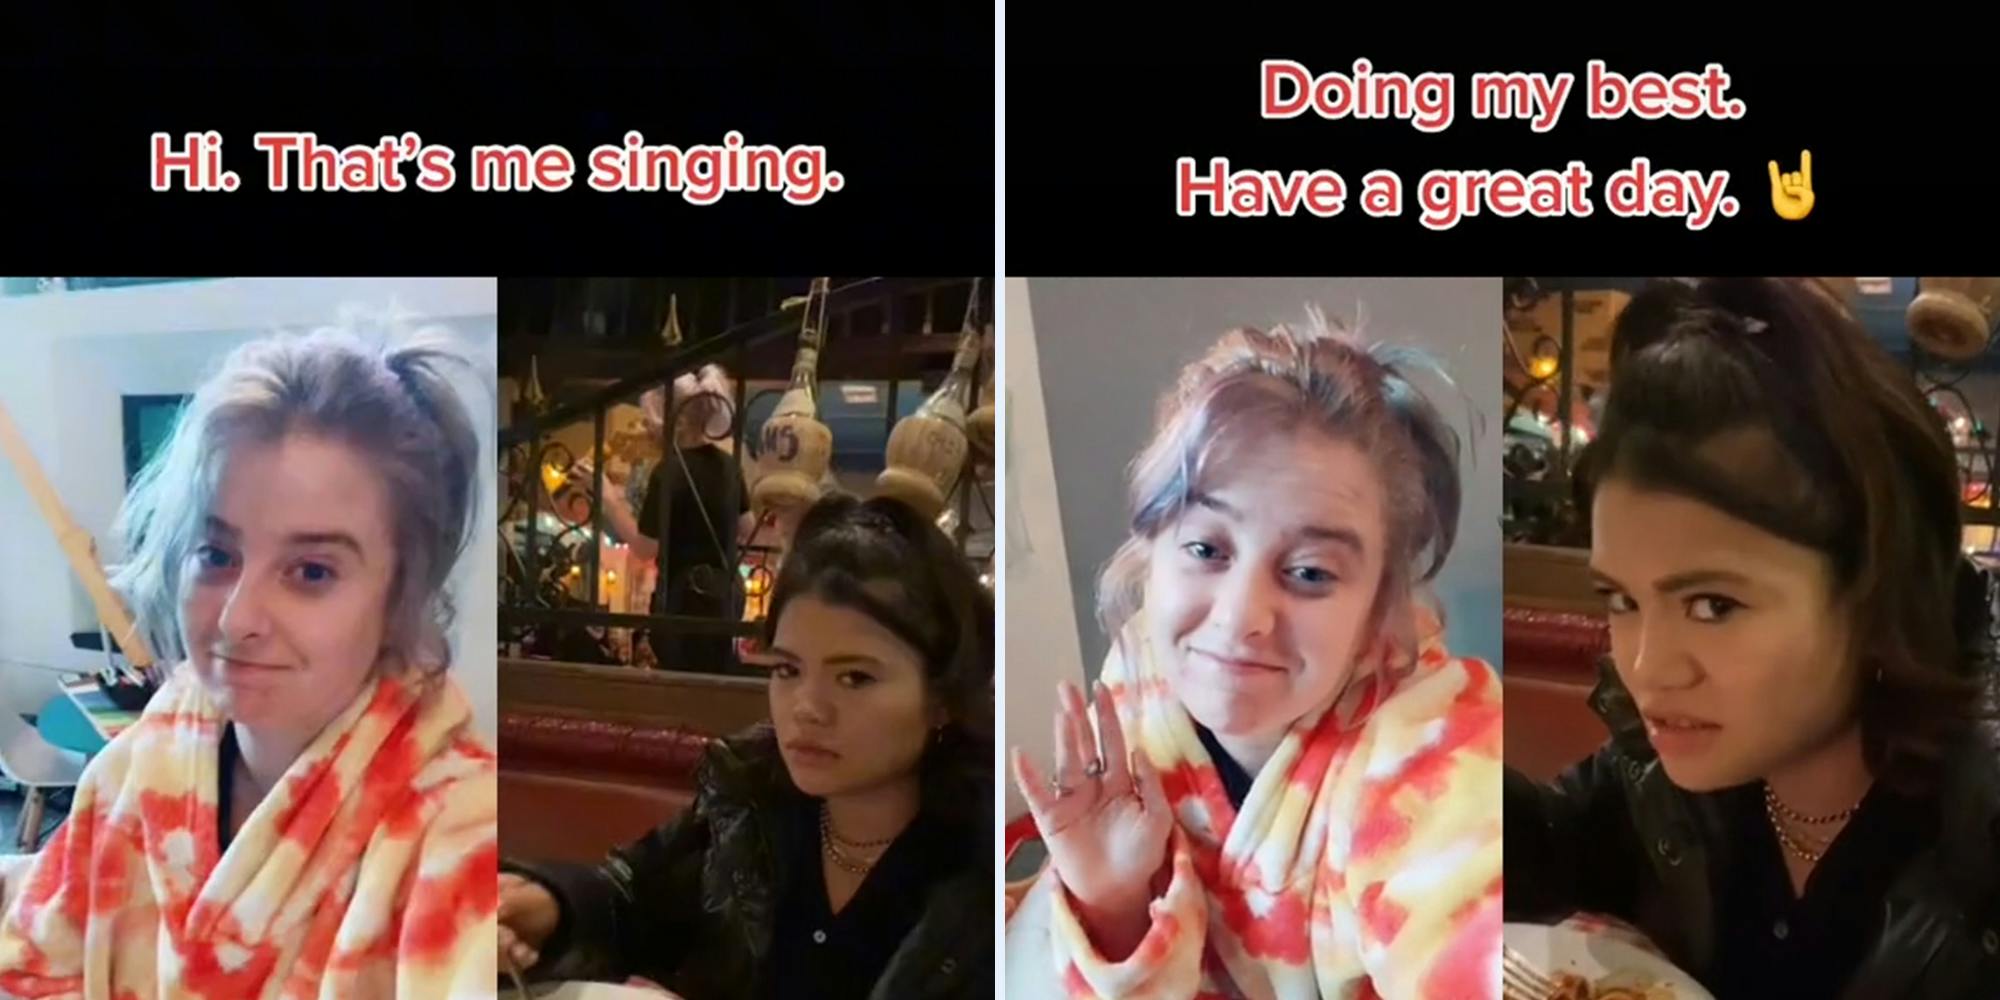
left=1083, top=757, right=1107, bottom=779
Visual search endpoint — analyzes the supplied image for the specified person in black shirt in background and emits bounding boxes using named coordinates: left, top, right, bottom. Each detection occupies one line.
left=599, top=363, right=753, bottom=673
left=1503, top=278, right=2000, bottom=998
left=498, top=493, right=993, bottom=999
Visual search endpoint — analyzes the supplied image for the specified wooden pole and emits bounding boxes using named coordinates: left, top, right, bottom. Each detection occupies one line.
left=0, top=399, right=155, bottom=672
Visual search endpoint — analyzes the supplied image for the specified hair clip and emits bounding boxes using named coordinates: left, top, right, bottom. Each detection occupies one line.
left=1741, top=317, right=1770, bottom=335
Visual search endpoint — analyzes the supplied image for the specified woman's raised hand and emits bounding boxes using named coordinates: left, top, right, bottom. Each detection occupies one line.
left=1010, top=679, right=1173, bottom=957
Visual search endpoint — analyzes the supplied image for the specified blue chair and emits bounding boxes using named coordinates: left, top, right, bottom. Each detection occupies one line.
left=37, top=693, right=108, bottom=757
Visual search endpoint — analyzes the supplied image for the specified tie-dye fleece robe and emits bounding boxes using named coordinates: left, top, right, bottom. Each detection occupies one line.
left=0, top=665, right=498, bottom=999
left=1006, top=604, right=1503, bottom=999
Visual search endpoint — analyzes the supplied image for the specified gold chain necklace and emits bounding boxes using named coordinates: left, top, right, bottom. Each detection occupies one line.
left=822, top=839, right=875, bottom=875
left=819, top=806, right=887, bottom=875
left=1763, top=784, right=1860, bottom=864
left=819, top=803, right=895, bottom=848
left=1765, top=797, right=1828, bottom=863
left=1763, top=783, right=1860, bottom=825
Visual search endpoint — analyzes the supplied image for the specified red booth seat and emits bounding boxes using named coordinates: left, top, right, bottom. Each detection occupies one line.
left=1503, top=607, right=1613, bottom=783
left=498, top=711, right=715, bottom=865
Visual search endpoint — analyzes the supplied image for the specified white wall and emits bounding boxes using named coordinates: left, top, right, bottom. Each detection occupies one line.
left=0, top=278, right=499, bottom=739
left=999, top=278, right=1087, bottom=821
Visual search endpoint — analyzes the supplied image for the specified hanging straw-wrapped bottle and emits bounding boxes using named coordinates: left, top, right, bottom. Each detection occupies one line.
left=1909, top=278, right=2000, bottom=363
left=660, top=291, right=684, bottom=347
left=966, top=342, right=995, bottom=467
left=878, top=303, right=982, bottom=518
left=750, top=278, right=834, bottom=514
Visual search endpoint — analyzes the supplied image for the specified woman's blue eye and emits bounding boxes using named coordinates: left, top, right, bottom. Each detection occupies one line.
left=285, top=560, right=338, bottom=587
left=1182, top=541, right=1222, bottom=561
left=195, top=546, right=233, bottom=570
left=1287, top=566, right=1336, bottom=586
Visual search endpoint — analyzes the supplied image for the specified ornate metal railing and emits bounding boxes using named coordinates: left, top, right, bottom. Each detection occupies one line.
left=1500, top=276, right=1617, bottom=547
left=1502, top=276, right=2000, bottom=549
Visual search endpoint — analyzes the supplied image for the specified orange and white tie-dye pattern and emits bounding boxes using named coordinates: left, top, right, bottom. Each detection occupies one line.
left=1007, top=605, right=1502, bottom=999
left=0, top=665, right=497, bottom=999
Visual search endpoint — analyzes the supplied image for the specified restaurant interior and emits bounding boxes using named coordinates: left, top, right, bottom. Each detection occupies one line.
left=495, top=276, right=994, bottom=865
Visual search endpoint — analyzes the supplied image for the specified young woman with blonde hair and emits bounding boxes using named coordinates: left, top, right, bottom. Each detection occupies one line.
left=1006, top=319, right=1502, bottom=998
left=0, top=323, right=496, bottom=997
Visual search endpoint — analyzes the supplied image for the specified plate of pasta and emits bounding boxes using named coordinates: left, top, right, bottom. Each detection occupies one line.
left=1502, top=922, right=1714, bottom=1000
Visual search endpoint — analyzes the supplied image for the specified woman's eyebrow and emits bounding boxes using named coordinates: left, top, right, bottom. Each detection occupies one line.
left=285, top=531, right=366, bottom=561
left=824, top=653, right=884, bottom=668
left=1651, top=568, right=1754, bottom=594
left=1295, top=523, right=1364, bottom=556
left=209, top=516, right=366, bottom=562
left=1189, top=492, right=1240, bottom=520
left=1592, top=565, right=1756, bottom=594
left=1190, top=494, right=1365, bottom=555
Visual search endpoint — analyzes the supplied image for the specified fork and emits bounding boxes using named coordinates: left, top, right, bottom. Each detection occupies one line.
left=502, top=950, right=533, bottom=1000
left=1502, top=943, right=1563, bottom=1000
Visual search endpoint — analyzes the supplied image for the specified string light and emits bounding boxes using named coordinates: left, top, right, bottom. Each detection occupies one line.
left=1528, top=336, right=1560, bottom=380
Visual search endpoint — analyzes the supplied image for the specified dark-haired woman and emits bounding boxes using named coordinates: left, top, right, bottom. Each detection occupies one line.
left=499, top=494, right=993, bottom=999
left=1504, top=278, right=2000, bottom=997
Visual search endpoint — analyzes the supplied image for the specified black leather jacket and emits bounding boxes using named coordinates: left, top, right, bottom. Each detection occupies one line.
left=1505, top=661, right=2000, bottom=998
left=506, top=727, right=992, bottom=999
